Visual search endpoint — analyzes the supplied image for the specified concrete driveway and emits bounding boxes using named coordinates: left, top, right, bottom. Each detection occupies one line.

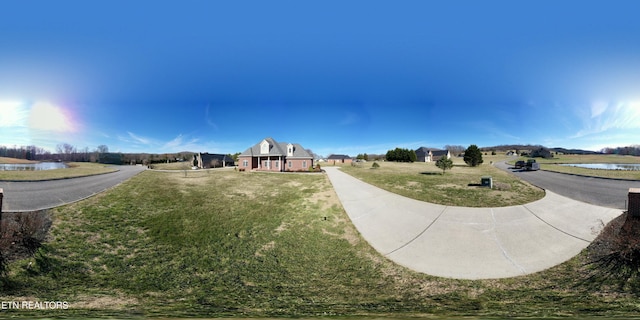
left=0, top=165, right=146, bottom=212
left=323, top=167, right=622, bottom=279
left=495, top=161, right=639, bottom=209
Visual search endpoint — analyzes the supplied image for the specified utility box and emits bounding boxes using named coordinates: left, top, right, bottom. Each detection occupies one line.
left=629, top=188, right=640, bottom=218
left=481, top=176, right=493, bottom=189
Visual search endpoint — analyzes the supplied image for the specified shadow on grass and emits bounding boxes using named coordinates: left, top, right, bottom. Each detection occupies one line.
left=420, top=172, right=442, bottom=176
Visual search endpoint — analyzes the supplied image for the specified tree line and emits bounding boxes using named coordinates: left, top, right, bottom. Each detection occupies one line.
left=0, top=144, right=205, bottom=165
left=601, top=145, right=640, bottom=156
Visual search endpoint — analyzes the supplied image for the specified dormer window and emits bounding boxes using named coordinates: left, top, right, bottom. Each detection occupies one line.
left=260, top=140, right=270, bottom=154
left=287, top=143, right=294, bottom=157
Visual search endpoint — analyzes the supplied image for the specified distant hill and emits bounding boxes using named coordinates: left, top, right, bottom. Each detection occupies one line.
left=481, top=145, right=601, bottom=155
left=549, top=147, right=601, bottom=155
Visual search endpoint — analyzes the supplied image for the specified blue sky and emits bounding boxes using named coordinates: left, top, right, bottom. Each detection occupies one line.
left=1, top=1, right=640, bottom=156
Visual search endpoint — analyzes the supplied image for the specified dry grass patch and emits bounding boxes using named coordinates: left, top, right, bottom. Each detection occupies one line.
left=72, top=294, right=140, bottom=310
left=0, top=157, right=37, bottom=164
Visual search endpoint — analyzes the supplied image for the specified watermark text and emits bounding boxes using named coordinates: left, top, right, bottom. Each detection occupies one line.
left=1, top=301, right=69, bottom=310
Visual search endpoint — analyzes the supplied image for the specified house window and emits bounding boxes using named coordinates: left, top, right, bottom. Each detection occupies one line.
left=275, top=160, right=279, bottom=168
left=302, top=160, right=307, bottom=168
left=265, top=160, right=270, bottom=169
left=260, top=140, right=270, bottom=154
left=243, top=160, right=248, bottom=167
left=288, top=161, right=292, bottom=168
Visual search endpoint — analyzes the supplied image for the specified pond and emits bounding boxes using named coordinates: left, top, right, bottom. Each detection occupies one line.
left=559, top=163, right=640, bottom=171
left=0, top=162, right=69, bottom=171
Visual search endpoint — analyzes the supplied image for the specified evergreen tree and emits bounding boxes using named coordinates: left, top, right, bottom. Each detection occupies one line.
left=385, top=148, right=416, bottom=162
left=435, top=156, right=453, bottom=174
left=463, top=144, right=484, bottom=167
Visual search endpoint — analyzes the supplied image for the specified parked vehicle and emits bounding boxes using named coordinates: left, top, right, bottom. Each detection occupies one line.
left=514, top=160, right=526, bottom=169
left=524, top=159, right=540, bottom=171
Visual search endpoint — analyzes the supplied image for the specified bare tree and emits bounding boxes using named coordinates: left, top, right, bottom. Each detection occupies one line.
left=96, top=145, right=109, bottom=154
left=56, top=143, right=76, bottom=161
left=445, top=145, right=466, bottom=156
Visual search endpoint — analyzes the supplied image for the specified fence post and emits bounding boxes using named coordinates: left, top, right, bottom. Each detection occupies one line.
left=0, top=188, right=3, bottom=222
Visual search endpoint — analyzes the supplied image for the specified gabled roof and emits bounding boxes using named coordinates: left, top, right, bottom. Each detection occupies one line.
left=327, top=154, right=352, bottom=160
left=281, top=142, right=312, bottom=158
left=431, top=150, right=450, bottom=157
left=239, top=137, right=312, bottom=158
left=415, top=147, right=441, bottom=155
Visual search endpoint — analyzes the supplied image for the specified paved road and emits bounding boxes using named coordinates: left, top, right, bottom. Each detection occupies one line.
left=494, top=162, right=640, bottom=209
left=0, top=165, right=146, bottom=212
left=324, top=166, right=621, bottom=279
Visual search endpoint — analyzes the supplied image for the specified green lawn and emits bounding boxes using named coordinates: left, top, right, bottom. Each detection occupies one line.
left=0, top=162, right=117, bottom=181
left=2, top=169, right=639, bottom=318
left=339, top=159, right=545, bottom=207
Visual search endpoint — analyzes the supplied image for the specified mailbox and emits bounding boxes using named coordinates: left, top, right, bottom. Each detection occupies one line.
left=481, top=176, right=493, bottom=189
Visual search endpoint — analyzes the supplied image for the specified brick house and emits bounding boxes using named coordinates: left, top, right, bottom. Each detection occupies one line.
left=415, top=147, right=451, bottom=162
left=238, top=137, right=313, bottom=172
left=327, top=154, right=353, bottom=165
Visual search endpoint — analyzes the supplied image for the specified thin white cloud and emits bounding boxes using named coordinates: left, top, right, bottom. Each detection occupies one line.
left=205, top=105, right=219, bottom=130
left=573, top=101, right=640, bottom=139
left=591, top=100, right=607, bottom=118
left=339, top=112, right=359, bottom=126
left=162, top=134, right=202, bottom=152
left=122, top=131, right=152, bottom=145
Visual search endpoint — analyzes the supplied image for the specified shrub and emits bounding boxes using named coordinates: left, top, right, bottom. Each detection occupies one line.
left=435, top=156, right=453, bottom=174
left=587, top=213, right=640, bottom=291
left=371, top=162, right=380, bottom=169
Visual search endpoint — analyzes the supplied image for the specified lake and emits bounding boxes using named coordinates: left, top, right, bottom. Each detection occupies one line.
left=559, top=163, right=640, bottom=171
left=0, top=162, right=68, bottom=171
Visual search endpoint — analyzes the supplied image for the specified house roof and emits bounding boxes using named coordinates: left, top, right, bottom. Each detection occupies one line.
left=415, top=147, right=439, bottom=154
left=327, top=154, right=352, bottom=160
left=432, top=150, right=450, bottom=157
left=239, top=137, right=313, bottom=159
left=198, top=153, right=233, bottom=163
left=415, top=147, right=450, bottom=157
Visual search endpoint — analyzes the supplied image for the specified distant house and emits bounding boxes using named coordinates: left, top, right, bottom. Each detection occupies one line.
left=238, top=137, right=313, bottom=172
left=327, top=154, right=353, bottom=165
left=193, top=152, right=234, bottom=169
left=415, top=147, right=451, bottom=162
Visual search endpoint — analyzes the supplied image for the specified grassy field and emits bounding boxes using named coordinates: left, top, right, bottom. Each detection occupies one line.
left=337, top=158, right=544, bottom=207
left=2, top=169, right=639, bottom=318
left=511, top=154, right=640, bottom=180
left=149, top=161, right=195, bottom=170
left=0, top=162, right=117, bottom=181
left=0, top=157, right=38, bottom=164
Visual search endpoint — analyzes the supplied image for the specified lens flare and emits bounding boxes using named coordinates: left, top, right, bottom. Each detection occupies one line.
left=0, top=100, right=29, bottom=127
left=29, top=101, right=76, bottom=132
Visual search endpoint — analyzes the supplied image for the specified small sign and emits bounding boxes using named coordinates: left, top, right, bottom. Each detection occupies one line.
left=481, top=176, right=493, bottom=189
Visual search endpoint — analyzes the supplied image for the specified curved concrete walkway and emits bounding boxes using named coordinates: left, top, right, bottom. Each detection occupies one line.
left=323, top=167, right=622, bottom=279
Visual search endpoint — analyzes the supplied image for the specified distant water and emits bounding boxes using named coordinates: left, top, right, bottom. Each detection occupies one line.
left=0, top=162, right=68, bottom=171
left=560, top=163, right=640, bottom=171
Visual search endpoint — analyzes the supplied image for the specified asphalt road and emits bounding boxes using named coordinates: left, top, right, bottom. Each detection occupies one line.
left=495, top=162, right=640, bottom=210
left=0, top=165, right=146, bottom=212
